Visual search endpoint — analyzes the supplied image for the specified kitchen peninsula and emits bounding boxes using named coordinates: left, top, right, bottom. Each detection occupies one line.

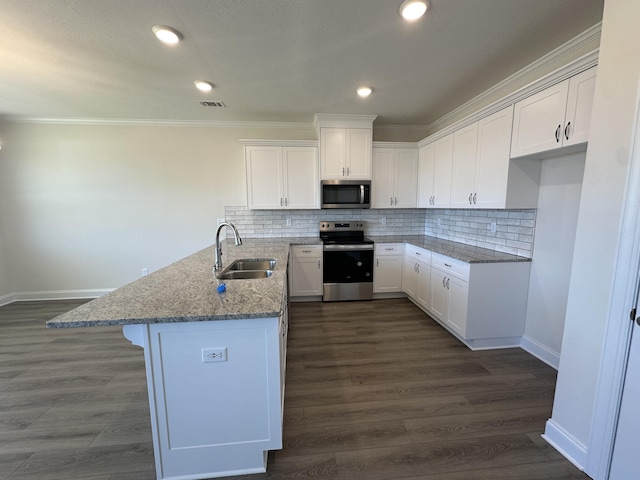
left=46, top=238, right=311, bottom=480
left=47, top=234, right=531, bottom=479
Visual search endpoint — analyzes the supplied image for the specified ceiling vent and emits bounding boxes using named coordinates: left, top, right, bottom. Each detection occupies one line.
left=200, top=101, right=226, bottom=107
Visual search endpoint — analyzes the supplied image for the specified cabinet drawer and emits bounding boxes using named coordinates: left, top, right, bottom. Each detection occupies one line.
left=375, top=243, right=403, bottom=255
left=405, top=245, right=431, bottom=263
left=292, top=245, right=322, bottom=258
left=431, top=253, right=469, bottom=281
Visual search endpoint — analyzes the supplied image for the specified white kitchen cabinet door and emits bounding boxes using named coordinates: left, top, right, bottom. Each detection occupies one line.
left=474, top=105, right=514, bottom=209
left=289, top=246, right=323, bottom=297
left=415, top=260, right=431, bottom=310
left=451, top=123, right=479, bottom=208
left=246, top=146, right=284, bottom=209
left=394, top=149, right=418, bottom=208
left=433, top=134, right=454, bottom=208
left=417, top=143, right=435, bottom=208
left=510, top=81, right=570, bottom=158
left=320, top=128, right=346, bottom=179
left=430, top=267, right=448, bottom=321
left=564, top=66, right=597, bottom=147
left=372, top=148, right=395, bottom=208
left=403, top=255, right=419, bottom=298
left=374, top=255, right=403, bottom=293
left=283, top=147, right=318, bottom=209
left=445, top=276, right=469, bottom=337
left=346, top=128, right=372, bottom=179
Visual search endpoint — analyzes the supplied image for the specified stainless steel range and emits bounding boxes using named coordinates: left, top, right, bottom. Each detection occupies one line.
left=320, top=221, right=374, bottom=302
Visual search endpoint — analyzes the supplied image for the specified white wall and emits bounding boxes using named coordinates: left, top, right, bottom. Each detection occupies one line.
left=0, top=122, right=314, bottom=295
left=545, top=0, right=640, bottom=467
left=523, top=152, right=585, bottom=366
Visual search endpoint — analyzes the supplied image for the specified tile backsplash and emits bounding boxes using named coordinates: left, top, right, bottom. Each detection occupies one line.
left=224, top=206, right=536, bottom=258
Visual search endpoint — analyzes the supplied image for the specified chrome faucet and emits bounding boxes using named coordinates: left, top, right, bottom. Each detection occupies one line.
left=214, top=222, right=242, bottom=272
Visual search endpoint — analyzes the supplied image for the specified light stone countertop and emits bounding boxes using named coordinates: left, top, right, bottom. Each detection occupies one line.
left=46, top=237, right=319, bottom=328
left=46, top=234, right=525, bottom=329
left=369, top=235, right=531, bottom=263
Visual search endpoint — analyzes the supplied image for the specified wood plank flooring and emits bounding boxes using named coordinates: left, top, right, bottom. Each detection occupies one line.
left=0, top=298, right=589, bottom=480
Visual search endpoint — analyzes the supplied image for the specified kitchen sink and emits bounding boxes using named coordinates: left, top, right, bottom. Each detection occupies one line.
left=215, top=258, right=276, bottom=280
left=226, top=258, right=276, bottom=271
left=217, top=270, right=273, bottom=280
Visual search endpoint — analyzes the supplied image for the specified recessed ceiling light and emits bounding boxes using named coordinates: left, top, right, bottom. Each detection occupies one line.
left=399, top=0, right=428, bottom=21
left=356, top=86, right=373, bottom=98
left=194, top=80, right=214, bottom=92
left=152, top=25, right=182, bottom=45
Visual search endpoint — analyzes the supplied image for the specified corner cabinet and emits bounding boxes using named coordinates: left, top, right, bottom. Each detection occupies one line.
left=315, top=114, right=377, bottom=180
left=417, top=134, right=454, bottom=208
left=372, top=144, right=418, bottom=208
left=243, top=140, right=319, bottom=210
left=450, top=105, right=541, bottom=209
left=510, top=66, right=597, bottom=158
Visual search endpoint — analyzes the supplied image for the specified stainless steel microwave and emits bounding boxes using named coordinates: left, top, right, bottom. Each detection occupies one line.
left=321, top=180, right=371, bottom=209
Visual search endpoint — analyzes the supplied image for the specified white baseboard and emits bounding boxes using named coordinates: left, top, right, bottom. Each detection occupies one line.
left=0, top=289, right=112, bottom=306
left=543, top=419, right=588, bottom=471
left=520, top=334, right=560, bottom=370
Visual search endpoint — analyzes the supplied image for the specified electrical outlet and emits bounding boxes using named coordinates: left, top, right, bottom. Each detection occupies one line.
left=141, top=268, right=148, bottom=277
left=202, top=347, right=227, bottom=363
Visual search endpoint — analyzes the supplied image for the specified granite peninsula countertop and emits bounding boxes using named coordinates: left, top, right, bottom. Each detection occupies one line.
left=47, top=235, right=526, bottom=329
left=47, top=237, right=318, bottom=329
left=369, top=235, right=531, bottom=263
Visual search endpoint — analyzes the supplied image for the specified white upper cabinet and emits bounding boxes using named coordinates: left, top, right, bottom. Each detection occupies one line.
left=510, top=66, right=597, bottom=158
left=372, top=145, right=418, bottom=208
left=451, top=123, right=479, bottom=208
left=418, top=134, right=454, bottom=208
left=450, top=105, right=538, bottom=209
left=316, top=114, right=376, bottom=180
left=244, top=142, right=319, bottom=210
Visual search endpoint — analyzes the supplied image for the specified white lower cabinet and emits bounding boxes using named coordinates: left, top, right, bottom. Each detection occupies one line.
left=402, top=245, right=431, bottom=309
left=289, top=245, right=323, bottom=298
left=403, top=245, right=530, bottom=349
left=374, top=243, right=404, bottom=293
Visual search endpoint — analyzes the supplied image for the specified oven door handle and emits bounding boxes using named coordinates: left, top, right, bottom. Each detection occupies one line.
left=323, top=244, right=374, bottom=251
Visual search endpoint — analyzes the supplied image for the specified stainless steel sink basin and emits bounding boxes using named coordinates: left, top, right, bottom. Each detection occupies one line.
left=217, top=270, right=273, bottom=280
left=216, top=258, right=276, bottom=280
left=227, top=258, right=276, bottom=271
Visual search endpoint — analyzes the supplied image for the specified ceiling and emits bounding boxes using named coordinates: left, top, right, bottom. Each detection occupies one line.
left=0, top=0, right=604, bottom=127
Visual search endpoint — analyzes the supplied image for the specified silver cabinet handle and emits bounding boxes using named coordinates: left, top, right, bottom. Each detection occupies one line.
left=347, top=167, right=350, bottom=176
left=390, top=197, right=394, bottom=206
left=394, top=197, right=398, bottom=206
left=446, top=278, right=450, bottom=289
left=469, top=193, right=473, bottom=204
left=416, top=264, right=420, bottom=274
left=284, top=197, right=288, bottom=206
left=280, top=198, right=283, bottom=206
left=376, top=258, right=379, bottom=267
left=318, top=260, right=321, bottom=269
left=384, top=247, right=393, bottom=251
left=555, top=124, right=561, bottom=143
left=343, top=167, right=345, bottom=176
left=473, top=193, right=477, bottom=204
left=564, top=122, right=571, bottom=140
left=442, top=276, right=446, bottom=287
left=444, top=263, right=452, bottom=267
left=302, top=249, right=311, bottom=253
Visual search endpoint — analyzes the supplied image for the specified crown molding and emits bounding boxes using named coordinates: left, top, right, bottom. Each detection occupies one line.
left=418, top=22, right=601, bottom=146
left=0, top=117, right=316, bottom=129
left=372, top=141, right=418, bottom=148
left=239, top=139, right=318, bottom=147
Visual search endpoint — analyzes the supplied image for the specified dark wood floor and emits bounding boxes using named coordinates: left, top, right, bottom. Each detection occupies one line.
left=0, top=298, right=589, bottom=480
